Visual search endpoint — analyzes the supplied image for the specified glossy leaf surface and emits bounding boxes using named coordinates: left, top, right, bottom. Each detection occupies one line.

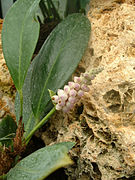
left=0, top=116, right=17, bottom=147
left=2, top=0, right=40, bottom=90
left=7, top=142, right=75, bottom=180
left=31, top=13, right=91, bottom=118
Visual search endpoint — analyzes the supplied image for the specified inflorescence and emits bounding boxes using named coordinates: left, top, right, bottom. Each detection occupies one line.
left=51, top=67, right=103, bottom=113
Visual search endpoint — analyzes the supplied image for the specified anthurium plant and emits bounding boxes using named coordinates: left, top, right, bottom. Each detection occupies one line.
left=0, top=0, right=91, bottom=179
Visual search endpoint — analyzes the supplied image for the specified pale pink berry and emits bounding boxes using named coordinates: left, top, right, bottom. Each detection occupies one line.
left=56, top=104, right=62, bottom=110
left=58, top=99, right=65, bottom=106
left=82, top=78, right=91, bottom=85
left=81, top=84, right=90, bottom=92
left=66, top=101, right=74, bottom=109
left=78, top=90, right=84, bottom=97
left=59, top=93, right=68, bottom=101
left=68, top=96, right=76, bottom=104
left=64, top=85, right=70, bottom=94
left=69, top=89, right=77, bottom=97
left=51, top=95, right=59, bottom=103
left=68, top=82, right=75, bottom=89
left=66, top=101, right=71, bottom=108
left=83, top=73, right=91, bottom=80
left=62, top=106, right=70, bottom=113
left=74, top=83, right=80, bottom=91
left=82, top=79, right=88, bottom=84
left=57, top=89, right=65, bottom=96
left=74, top=76, right=81, bottom=83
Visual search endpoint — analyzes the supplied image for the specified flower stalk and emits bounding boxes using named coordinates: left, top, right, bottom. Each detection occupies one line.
left=25, top=107, right=56, bottom=145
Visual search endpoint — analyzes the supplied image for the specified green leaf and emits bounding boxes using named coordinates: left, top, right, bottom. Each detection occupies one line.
left=50, top=0, right=80, bottom=19
left=40, top=0, right=62, bottom=20
left=15, top=60, right=54, bottom=139
left=80, top=0, right=90, bottom=14
left=52, top=0, right=68, bottom=19
left=80, top=0, right=90, bottom=9
left=66, top=0, right=80, bottom=15
left=15, top=61, right=37, bottom=138
left=7, top=142, right=75, bottom=180
left=0, top=116, right=17, bottom=147
left=2, top=0, right=40, bottom=90
left=31, top=13, right=91, bottom=119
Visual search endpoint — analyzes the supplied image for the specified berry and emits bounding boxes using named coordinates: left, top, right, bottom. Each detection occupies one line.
left=69, top=89, right=77, bottom=97
left=51, top=95, right=59, bottom=103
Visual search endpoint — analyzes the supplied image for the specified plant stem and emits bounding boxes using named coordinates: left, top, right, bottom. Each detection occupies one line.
left=19, top=89, right=23, bottom=117
left=25, top=107, right=56, bottom=145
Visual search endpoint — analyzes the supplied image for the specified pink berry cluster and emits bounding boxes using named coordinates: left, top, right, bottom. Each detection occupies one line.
left=51, top=67, right=103, bottom=113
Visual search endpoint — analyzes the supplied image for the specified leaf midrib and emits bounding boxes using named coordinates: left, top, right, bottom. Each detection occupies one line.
left=18, top=1, right=37, bottom=89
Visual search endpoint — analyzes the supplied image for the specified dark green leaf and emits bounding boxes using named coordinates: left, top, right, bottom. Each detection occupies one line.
left=15, top=61, right=37, bottom=138
left=50, top=0, right=67, bottom=19
left=0, top=116, right=17, bottom=147
left=2, top=0, right=40, bottom=90
left=31, top=13, right=91, bottom=118
left=80, top=0, right=90, bottom=9
left=15, top=59, right=54, bottom=139
left=7, top=142, right=75, bottom=180
left=80, top=0, right=90, bottom=14
left=50, top=0, right=80, bottom=19
left=66, top=0, right=80, bottom=15
left=1, top=0, right=13, bottom=18
left=40, top=0, right=63, bottom=20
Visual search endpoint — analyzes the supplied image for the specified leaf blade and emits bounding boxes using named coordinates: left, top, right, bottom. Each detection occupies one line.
left=15, top=61, right=37, bottom=138
left=0, top=116, right=17, bottom=147
left=7, top=142, right=75, bottom=180
left=31, top=13, right=91, bottom=118
left=2, top=0, right=40, bottom=90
